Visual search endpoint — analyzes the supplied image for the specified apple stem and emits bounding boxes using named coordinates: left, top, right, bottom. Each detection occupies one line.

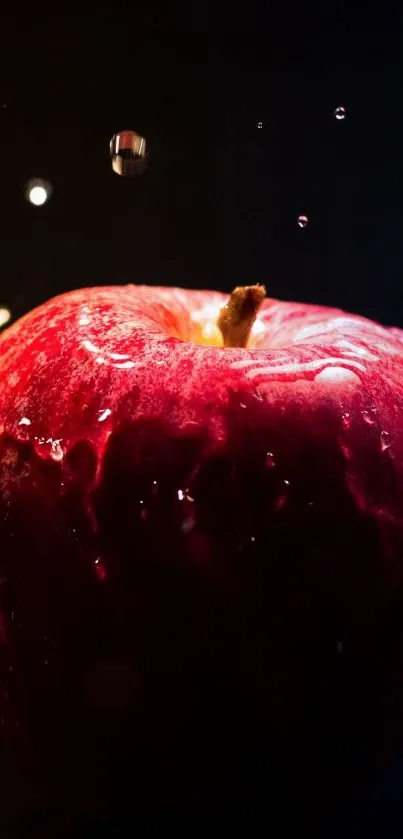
left=217, top=284, right=266, bottom=348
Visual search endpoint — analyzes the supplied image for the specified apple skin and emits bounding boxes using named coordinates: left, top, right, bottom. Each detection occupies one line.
left=0, top=285, right=403, bottom=830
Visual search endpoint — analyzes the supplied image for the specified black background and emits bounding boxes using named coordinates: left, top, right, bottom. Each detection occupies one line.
left=1, top=3, right=403, bottom=836
left=0, top=3, right=402, bottom=330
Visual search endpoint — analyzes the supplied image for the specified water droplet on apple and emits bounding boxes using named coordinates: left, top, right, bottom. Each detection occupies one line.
left=297, top=214, right=308, bottom=229
left=18, top=417, right=31, bottom=427
left=341, top=411, right=351, bottom=429
left=362, top=407, right=377, bottom=426
left=334, top=105, right=346, bottom=120
left=380, top=430, right=392, bottom=452
left=265, top=452, right=276, bottom=469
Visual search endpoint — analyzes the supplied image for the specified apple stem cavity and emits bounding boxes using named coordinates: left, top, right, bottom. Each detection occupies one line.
left=217, top=284, right=266, bottom=348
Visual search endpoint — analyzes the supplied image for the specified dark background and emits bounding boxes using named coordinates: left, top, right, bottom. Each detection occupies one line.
left=1, top=3, right=403, bottom=836
left=0, top=3, right=402, bottom=330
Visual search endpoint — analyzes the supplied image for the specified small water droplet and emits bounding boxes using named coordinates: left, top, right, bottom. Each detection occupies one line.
left=18, top=417, right=31, bottom=427
left=94, top=558, right=107, bottom=582
left=334, top=105, right=346, bottom=120
left=341, top=411, right=351, bottom=429
left=250, top=536, right=256, bottom=543
left=380, top=430, right=392, bottom=452
left=265, top=452, right=276, bottom=469
left=297, top=214, right=308, bottom=229
left=240, top=403, right=247, bottom=409
left=283, top=479, right=291, bottom=487
left=257, top=121, right=263, bottom=128
left=177, top=489, right=184, bottom=501
left=97, top=408, right=112, bottom=422
left=110, top=130, right=147, bottom=176
left=362, top=407, right=377, bottom=426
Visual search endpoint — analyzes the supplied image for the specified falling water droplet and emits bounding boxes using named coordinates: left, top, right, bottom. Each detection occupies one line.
left=297, top=215, right=308, bottom=229
left=110, top=130, right=147, bottom=176
left=265, top=452, right=276, bottom=469
left=380, top=431, right=392, bottom=453
left=362, top=407, right=377, bottom=426
left=341, top=411, right=351, bottom=430
left=334, top=106, right=346, bottom=120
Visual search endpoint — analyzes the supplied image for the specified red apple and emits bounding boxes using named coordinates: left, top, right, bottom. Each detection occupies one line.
left=0, top=283, right=403, bottom=832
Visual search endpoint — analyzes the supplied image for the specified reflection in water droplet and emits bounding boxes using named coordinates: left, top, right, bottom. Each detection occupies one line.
left=283, top=479, right=291, bottom=487
left=380, top=430, right=392, bottom=452
left=362, top=408, right=376, bottom=426
left=265, top=452, right=276, bottom=469
left=334, top=106, right=346, bottom=120
left=297, top=214, right=308, bottom=229
left=177, top=489, right=184, bottom=501
left=341, top=411, right=351, bottom=429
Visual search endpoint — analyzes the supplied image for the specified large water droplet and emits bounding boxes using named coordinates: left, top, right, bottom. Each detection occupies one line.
left=110, top=130, right=147, bottom=176
left=334, top=105, right=346, bottom=120
left=380, top=430, right=392, bottom=452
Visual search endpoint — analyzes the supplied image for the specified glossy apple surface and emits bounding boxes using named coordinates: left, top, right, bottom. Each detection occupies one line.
left=0, top=284, right=403, bottom=831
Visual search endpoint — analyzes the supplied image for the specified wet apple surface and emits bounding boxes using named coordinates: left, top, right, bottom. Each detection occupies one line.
left=0, top=285, right=403, bottom=832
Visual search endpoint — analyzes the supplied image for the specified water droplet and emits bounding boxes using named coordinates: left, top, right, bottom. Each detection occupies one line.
left=341, top=411, right=351, bottom=429
left=25, top=178, right=52, bottom=206
left=297, top=215, right=308, bottom=229
left=110, top=130, right=147, bottom=176
left=334, top=105, right=346, bottom=120
left=177, top=489, right=184, bottom=501
left=283, top=479, right=291, bottom=487
left=250, top=536, right=256, bottom=543
left=362, top=407, right=377, bottom=426
left=265, top=452, right=276, bottom=469
left=35, top=437, right=64, bottom=462
left=18, top=417, right=31, bottom=427
left=257, top=121, right=263, bottom=128
left=380, top=430, right=392, bottom=452
left=97, top=408, right=112, bottom=422
left=94, top=558, right=107, bottom=582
